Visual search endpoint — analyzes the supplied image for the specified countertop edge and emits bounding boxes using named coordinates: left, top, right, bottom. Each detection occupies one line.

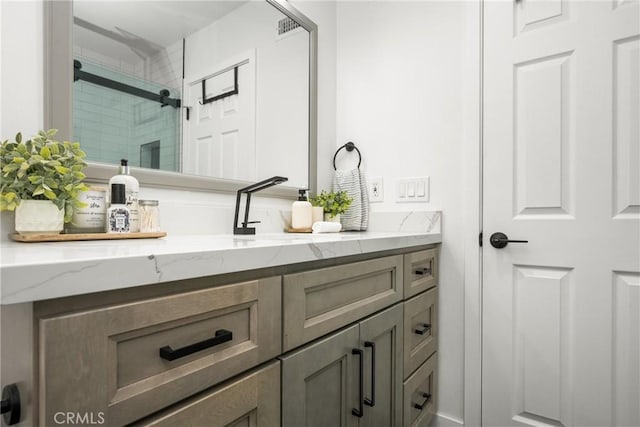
left=1, top=232, right=441, bottom=305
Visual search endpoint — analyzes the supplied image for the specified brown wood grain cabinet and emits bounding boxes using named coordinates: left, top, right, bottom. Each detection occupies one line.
left=16, top=244, right=438, bottom=426
left=281, top=304, right=404, bottom=427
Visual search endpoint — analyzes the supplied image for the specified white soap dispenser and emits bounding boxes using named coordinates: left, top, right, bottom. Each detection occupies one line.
left=291, top=189, right=312, bottom=229
left=108, top=159, right=140, bottom=232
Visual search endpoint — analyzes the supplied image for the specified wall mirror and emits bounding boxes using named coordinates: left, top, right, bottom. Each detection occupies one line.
left=45, top=0, right=317, bottom=196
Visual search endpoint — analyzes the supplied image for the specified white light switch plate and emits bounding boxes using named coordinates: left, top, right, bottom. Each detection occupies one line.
left=396, top=177, right=429, bottom=202
left=368, top=176, right=384, bottom=202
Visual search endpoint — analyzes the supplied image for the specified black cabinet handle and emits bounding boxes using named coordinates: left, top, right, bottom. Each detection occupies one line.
left=1, top=384, right=20, bottom=425
left=413, top=392, right=432, bottom=410
left=159, top=329, right=232, bottom=361
left=364, top=341, right=375, bottom=407
left=414, top=266, right=432, bottom=276
left=414, top=323, right=432, bottom=335
left=352, top=348, right=364, bottom=418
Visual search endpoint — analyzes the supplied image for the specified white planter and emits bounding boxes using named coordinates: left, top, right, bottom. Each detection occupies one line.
left=15, top=200, right=64, bottom=235
left=324, top=213, right=341, bottom=223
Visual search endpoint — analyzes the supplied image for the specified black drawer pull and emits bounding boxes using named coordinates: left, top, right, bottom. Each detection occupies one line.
left=159, top=329, right=232, bottom=361
left=364, top=341, right=376, bottom=407
left=414, top=266, right=432, bottom=276
left=352, top=348, right=364, bottom=418
left=413, top=392, right=432, bottom=410
left=414, top=323, right=432, bottom=335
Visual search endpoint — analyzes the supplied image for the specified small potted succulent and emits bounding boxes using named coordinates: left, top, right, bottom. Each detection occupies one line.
left=310, top=190, right=352, bottom=223
left=0, top=129, right=88, bottom=234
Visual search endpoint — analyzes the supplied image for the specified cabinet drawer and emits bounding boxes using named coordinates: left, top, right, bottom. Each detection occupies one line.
left=131, top=361, right=280, bottom=426
left=404, top=249, right=438, bottom=298
left=403, top=287, right=438, bottom=378
left=283, top=255, right=403, bottom=351
left=403, top=353, right=437, bottom=427
left=39, top=277, right=281, bottom=426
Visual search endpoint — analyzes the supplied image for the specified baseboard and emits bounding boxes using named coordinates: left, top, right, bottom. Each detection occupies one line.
left=432, top=412, right=464, bottom=427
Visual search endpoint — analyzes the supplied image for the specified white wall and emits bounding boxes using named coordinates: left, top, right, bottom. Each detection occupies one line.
left=335, top=2, right=480, bottom=423
left=0, top=2, right=478, bottom=424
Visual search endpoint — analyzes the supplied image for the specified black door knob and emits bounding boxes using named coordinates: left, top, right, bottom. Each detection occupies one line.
left=1, top=384, right=21, bottom=425
left=489, top=232, right=528, bottom=249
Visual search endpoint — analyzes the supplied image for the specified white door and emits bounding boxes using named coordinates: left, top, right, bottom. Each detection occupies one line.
left=182, top=53, right=256, bottom=180
left=483, top=1, right=639, bottom=426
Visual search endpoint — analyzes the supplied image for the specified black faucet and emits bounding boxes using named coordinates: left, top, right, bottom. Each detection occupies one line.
left=233, top=176, right=288, bottom=235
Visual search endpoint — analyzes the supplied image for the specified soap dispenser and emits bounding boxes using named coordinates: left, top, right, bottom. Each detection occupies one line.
left=291, top=189, right=312, bottom=229
left=108, top=159, right=140, bottom=232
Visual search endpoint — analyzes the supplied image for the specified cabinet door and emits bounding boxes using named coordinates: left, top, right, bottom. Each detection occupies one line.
left=131, top=361, right=280, bottom=426
left=359, top=304, right=404, bottom=427
left=281, top=324, right=360, bottom=427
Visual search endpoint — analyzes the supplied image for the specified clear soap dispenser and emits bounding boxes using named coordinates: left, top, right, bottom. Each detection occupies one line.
left=291, top=189, right=312, bottom=229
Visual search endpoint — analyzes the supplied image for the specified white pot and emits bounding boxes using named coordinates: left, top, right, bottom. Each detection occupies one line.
left=324, top=213, right=341, bottom=223
left=15, top=200, right=64, bottom=235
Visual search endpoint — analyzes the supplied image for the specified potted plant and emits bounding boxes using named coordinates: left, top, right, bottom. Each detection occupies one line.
left=310, top=190, right=352, bottom=223
left=1, top=129, right=88, bottom=234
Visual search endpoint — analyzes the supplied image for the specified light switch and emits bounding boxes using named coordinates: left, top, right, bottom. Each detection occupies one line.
left=407, top=182, right=416, bottom=197
left=398, top=182, right=407, bottom=198
left=417, top=180, right=425, bottom=197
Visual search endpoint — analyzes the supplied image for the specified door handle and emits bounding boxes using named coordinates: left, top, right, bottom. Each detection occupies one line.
left=489, top=232, right=528, bottom=249
left=352, top=348, right=364, bottom=418
left=364, top=341, right=376, bottom=407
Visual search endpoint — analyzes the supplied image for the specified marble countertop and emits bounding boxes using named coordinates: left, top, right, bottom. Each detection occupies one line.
left=0, top=231, right=441, bottom=305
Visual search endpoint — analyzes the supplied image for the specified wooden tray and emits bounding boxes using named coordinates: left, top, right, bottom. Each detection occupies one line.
left=284, top=226, right=312, bottom=233
left=10, top=231, right=167, bottom=243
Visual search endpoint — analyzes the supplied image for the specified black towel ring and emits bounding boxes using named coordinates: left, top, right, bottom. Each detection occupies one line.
left=333, top=141, right=362, bottom=170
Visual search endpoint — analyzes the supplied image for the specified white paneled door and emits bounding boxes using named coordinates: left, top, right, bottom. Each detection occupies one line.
left=483, top=1, right=639, bottom=426
left=183, top=54, right=256, bottom=180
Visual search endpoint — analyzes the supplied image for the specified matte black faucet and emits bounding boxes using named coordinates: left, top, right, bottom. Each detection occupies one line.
left=233, top=176, right=288, bottom=235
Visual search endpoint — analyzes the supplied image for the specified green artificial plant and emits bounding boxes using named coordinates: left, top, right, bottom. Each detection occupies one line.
left=0, top=129, right=88, bottom=222
left=310, top=190, right=353, bottom=219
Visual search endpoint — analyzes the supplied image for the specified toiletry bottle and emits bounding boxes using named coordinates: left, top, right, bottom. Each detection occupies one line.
left=291, top=189, right=312, bottom=229
left=109, top=159, right=140, bottom=232
left=106, top=183, right=131, bottom=233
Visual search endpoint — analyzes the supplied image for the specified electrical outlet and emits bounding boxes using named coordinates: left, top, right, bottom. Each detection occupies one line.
left=368, top=176, right=384, bottom=202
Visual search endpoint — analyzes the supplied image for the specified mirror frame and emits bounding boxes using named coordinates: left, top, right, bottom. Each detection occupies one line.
left=44, top=0, right=317, bottom=198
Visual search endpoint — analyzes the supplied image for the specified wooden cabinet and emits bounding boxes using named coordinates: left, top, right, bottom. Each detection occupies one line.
left=403, top=354, right=437, bottom=427
left=281, top=324, right=360, bottom=427
left=402, top=250, right=439, bottom=427
left=131, top=361, right=280, bottom=427
left=403, top=248, right=438, bottom=299
left=39, top=277, right=281, bottom=426
left=403, top=287, right=438, bottom=377
left=283, top=255, right=403, bottom=351
left=281, top=304, right=404, bottom=427
left=31, top=244, right=439, bottom=427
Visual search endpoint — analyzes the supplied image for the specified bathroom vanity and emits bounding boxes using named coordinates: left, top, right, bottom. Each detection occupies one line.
left=0, top=231, right=440, bottom=426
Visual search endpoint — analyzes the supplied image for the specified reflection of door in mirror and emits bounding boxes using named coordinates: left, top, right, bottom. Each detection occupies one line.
left=70, top=0, right=311, bottom=189
left=183, top=53, right=256, bottom=180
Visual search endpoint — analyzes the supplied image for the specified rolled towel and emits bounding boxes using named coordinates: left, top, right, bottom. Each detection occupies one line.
left=312, top=221, right=342, bottom=233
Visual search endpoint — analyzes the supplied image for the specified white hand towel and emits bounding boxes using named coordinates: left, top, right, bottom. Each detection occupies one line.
left=332, top=168, right=369, bottom=231
left=312, top=221, right=342, bottom=233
